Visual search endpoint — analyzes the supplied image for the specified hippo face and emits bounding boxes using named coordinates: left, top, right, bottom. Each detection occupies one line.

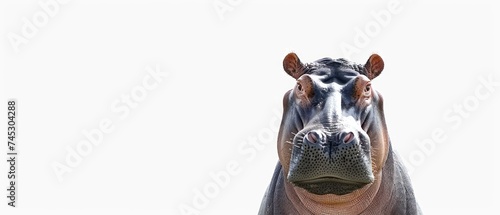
left=278, top=53, right=387, bottom=195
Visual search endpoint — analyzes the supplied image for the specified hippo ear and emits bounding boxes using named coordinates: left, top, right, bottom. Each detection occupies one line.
left=283, top=52, right=305, bottom=79
left=363, top=54, right=384, bottom=80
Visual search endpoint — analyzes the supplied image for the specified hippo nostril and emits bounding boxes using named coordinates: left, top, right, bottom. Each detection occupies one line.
left=342, top=132, right=354, bottom=144
left=305, top=130, right=325, bottom=144
left=306, top=132, right=318, bottom=144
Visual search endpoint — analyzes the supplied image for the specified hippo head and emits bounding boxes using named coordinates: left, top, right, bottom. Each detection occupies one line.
left=278, top=52, right=388, bottom=196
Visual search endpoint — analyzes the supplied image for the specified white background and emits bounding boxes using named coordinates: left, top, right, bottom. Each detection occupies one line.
left=1, top=0, right=499, bottom=214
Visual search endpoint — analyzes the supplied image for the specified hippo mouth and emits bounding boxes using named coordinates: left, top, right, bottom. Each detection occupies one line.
left=292, top=176, right=370, bottom=195
left=286, top=127, right=375, bottom=195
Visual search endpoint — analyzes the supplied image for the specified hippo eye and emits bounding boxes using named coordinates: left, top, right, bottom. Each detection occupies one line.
left=364, top=83, right=371, bottom=92
left=363, top=83, right=371, bottom=97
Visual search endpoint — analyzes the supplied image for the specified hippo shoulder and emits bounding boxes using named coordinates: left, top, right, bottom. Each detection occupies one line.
left=391, top=150, right=422, bottom=215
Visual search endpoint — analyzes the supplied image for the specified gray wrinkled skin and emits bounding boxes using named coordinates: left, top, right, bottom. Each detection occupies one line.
left=259, top=53, right=421, bottom=215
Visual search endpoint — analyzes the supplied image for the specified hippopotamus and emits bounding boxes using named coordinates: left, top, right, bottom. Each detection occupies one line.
left=259, top=53, right=421, bottom=214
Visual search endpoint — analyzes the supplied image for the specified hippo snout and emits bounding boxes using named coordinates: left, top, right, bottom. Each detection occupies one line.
left=288, top=127, right=374, bottom=195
